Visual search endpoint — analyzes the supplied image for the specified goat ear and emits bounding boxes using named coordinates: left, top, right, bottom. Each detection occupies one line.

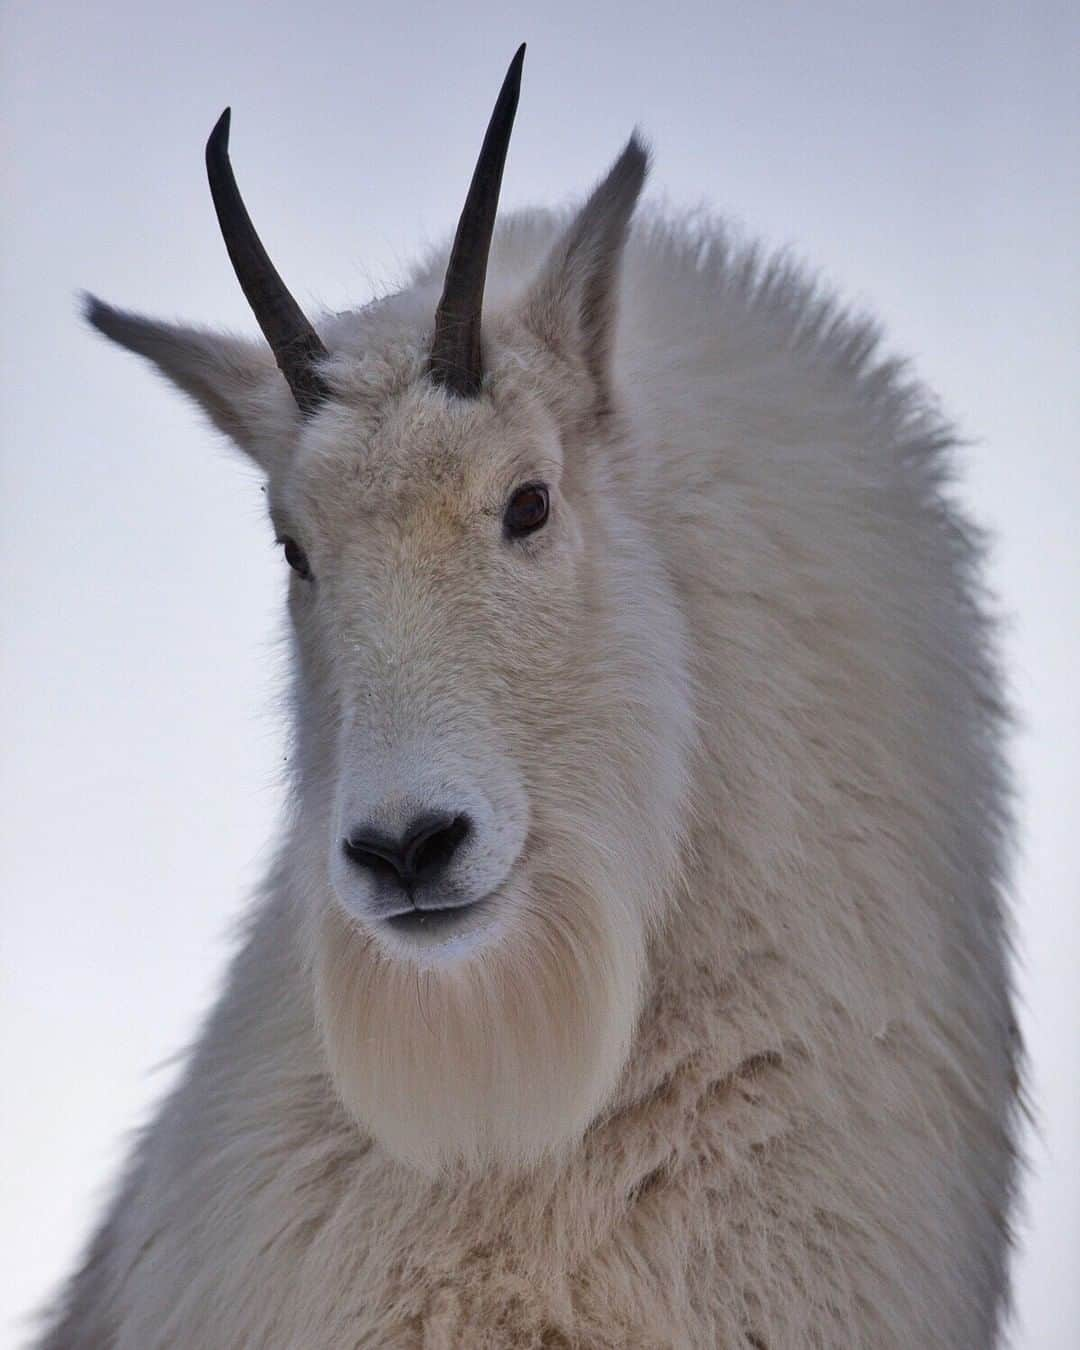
left=83, top=295, right=297, bottom=472
left=518, top=135, right=648, bottom=415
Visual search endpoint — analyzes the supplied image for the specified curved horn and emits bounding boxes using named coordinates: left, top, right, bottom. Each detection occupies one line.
left=206, top=109, right=330, bottom=415
left=429, top=44, right=525, bottom=398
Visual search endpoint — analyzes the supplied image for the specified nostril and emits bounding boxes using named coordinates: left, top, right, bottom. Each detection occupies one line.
left=404, top=812, right=472, bottom=881
left=342, top=812, right=472, bottom=887
left=342, top=829, right=407, bottom=881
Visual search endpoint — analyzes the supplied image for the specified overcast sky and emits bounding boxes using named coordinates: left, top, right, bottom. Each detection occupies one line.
left=2, top=1, right=1077, bottom=1345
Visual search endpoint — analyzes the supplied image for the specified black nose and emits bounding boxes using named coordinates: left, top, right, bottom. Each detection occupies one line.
left=342, top=812, right=472, bottom=888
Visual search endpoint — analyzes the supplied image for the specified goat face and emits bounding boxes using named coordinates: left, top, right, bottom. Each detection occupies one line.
left=289, top=318, right=694, bottom=1170
left=289, top=346, right=691, bottom=936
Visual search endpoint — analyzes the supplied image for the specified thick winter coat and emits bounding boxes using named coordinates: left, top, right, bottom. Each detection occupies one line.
left=41, top=85, right=1018, bottom=1349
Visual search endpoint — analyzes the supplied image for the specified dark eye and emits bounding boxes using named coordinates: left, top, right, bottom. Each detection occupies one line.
left=503, top=483, right=550, bottom=539
left=281, top=536, right=312, bottom=580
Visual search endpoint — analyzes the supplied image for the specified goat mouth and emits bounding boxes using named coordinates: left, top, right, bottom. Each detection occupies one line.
left=382, top=897, right=492, bottom=942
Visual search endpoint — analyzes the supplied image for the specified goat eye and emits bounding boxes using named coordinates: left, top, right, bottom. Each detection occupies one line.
left=281, top=537, right=312, bottom=579
left=503, top=483, right=550, bottom=538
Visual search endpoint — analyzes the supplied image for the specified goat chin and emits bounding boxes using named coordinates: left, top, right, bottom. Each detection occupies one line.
left=312, top=864, right=648, bottom=1176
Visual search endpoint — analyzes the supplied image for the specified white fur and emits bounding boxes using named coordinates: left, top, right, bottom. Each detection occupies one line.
left=40, top=144, right=1019, bottom=1347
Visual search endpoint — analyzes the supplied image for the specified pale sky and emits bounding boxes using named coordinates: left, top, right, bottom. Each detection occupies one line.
left=2, top=1, right=1077, bottom=1345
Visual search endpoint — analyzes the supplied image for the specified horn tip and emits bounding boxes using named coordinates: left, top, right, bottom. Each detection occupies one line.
left=207, top=107, right=232, bottom=160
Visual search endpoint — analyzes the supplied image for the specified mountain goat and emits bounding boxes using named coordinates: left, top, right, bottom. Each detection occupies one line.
left=40, top=45, right=1019, bottom=1349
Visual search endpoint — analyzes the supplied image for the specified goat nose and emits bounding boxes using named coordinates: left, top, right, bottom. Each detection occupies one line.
left=342, top=811, right=472, bottom=886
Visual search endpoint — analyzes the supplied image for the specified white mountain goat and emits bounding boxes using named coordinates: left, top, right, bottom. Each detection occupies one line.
left=40, top=46, right=1019, bottom=1349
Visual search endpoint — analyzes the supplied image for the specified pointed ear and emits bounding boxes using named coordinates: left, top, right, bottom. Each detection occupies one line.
left=83, top=295, right=299, bottom=472
left=518, top=135, right=648, bottom=416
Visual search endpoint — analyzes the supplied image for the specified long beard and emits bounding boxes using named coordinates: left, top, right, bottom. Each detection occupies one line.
left=310, top=850, right=648, bottom=1176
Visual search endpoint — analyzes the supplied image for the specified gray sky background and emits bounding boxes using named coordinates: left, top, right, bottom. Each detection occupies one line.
left=2, top=1, right=1077, bottom=1344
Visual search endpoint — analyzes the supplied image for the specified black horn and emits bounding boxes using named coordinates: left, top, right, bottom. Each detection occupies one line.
left=206, top=109, right=330, bottom=415
left=429, top=44, right=525, bottom=398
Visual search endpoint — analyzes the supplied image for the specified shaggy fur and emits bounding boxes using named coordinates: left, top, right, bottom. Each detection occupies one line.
left=39, top=139, right=1018, bottom=1347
